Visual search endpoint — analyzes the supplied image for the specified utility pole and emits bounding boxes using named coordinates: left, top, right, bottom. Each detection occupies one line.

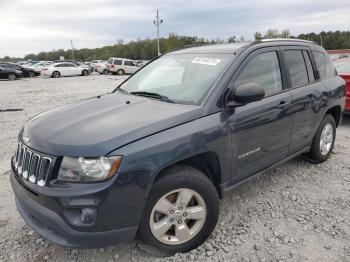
left=70, top=40, right=75, bottom=61
left=153, top=9, right=163, bottom=56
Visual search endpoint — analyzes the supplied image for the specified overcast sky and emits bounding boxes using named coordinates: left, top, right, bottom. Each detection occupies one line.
left=1, top=0, right=350, bottom=57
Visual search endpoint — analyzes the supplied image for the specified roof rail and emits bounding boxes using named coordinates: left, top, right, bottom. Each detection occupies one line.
left=259, top=38, right=317, bottom=44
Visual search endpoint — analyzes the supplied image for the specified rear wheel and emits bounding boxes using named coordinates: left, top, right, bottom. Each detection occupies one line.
left=52, top=71, right=61, bottom=78
left=103, top=69, right=109, bottom=75
left=8, top=73, right=16, bottom=81
left=117, top=69, right=124, bottom=75
left=82, top=69, right=89, bottom=76
left=138, top=165, right=219, bottom=254
left=306, top=114, right=336, bottom=163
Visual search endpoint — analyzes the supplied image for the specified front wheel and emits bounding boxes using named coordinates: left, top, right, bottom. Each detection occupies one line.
left=82, top=70, right=89, bottom=76
left=52, top=71, right=61, bottom=78
left=306, top=114, right=336, bottom=163
left=8, top=73, right=16, bottom=81
left=138, top=165, right=219, bottom=254
left=103, top=69, right=109, bottom=75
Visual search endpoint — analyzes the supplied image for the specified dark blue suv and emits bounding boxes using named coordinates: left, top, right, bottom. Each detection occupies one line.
left=11, top=39, right=346, bottom=253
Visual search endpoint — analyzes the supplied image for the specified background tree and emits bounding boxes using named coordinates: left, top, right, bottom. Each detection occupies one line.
left=2, top=31, right=350, bottom=62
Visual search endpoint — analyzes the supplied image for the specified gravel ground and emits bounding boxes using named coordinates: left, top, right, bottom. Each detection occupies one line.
left=0, top=75, right=349, bottom=262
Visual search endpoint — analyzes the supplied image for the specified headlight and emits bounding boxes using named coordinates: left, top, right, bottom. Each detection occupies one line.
left=57, top=156, right=122, bottom=182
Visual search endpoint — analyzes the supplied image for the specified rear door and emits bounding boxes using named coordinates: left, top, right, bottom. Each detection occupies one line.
left=282, top=47, right=328, bottom=153
left=228, top=47, right=293, bottom=181
left=65, top=63, right=79, bottom=76
left=124, top=60, right=138, bottom=74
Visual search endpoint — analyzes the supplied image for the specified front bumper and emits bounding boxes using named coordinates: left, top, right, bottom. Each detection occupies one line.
left=11, top=168, right=140, bottom=248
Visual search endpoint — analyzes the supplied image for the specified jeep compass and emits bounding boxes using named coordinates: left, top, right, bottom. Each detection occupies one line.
left=11, top=39, right=346, bottom=253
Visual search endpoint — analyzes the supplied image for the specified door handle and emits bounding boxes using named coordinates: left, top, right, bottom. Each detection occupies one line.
left=274, top=101, right=291, bottom=109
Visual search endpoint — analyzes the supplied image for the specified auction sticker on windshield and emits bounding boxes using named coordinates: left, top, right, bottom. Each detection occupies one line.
left=192, top=57, right=221, bottom=66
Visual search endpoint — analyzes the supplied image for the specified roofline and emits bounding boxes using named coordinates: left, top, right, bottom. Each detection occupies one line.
left=258, top=38, right=317, bottom=45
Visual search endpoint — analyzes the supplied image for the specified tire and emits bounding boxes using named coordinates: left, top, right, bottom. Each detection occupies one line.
left=28, top=71, right=35, bottom=78
left=306, top=114, right=336, bottom=163
left=52, top=71, right=61, bottom=78
left=8, top=73, right=16, bottom=81
left=138, top=165, right=219, bottom=254
left=103, top=69, right=109, bottom=75
left=82, top=70, right=89, bottom=76
left=117, top=69, right=124, bottom=76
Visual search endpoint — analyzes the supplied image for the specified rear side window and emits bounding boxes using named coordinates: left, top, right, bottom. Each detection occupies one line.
left=114, top=60, right=122, bottom=65
left=284, top=50, right=308, bottom=87
left=124, top=60, right=135, bottom=66
left=236, top=51, right=282, bottom=97
left=312, top=51, right=326, bottom=78
left=107, top=59, right=113, bottom=64
left=302, top=51, right=315, bottom=82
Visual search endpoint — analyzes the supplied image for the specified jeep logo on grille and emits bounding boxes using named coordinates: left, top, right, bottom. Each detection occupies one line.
left=23, top=136, right=30, bottom=144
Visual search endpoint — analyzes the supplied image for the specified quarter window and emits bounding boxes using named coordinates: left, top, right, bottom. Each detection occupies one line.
left=235, top=51, right=282, bottom=97
left=284, top=50, right=308, bottom=87
left=312, top=51, right=326, bottom=78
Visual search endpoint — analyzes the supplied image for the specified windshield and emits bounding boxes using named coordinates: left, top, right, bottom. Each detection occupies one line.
left=333, top=59, right=350, bottom=74
left=119, top=53, right=234, bottom=104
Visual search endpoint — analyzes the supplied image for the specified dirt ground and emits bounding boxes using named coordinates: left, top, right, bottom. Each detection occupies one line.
left=0, top=75, right=349, bottom=262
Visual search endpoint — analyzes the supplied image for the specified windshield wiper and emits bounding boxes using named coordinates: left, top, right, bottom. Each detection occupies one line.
left=130, top=91, right=174, bottom=103
left=115, top=87, right=129, bottom=94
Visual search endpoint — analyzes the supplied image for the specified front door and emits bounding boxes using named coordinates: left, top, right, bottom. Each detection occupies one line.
left=227, top=48, right=293, bottom=182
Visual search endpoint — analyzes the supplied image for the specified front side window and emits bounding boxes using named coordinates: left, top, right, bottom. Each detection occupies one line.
left=284, top=50, right=309, bottom=88
left=119, top=54, right=234, bottom=104
left=235, top=51, right=282, bottom=97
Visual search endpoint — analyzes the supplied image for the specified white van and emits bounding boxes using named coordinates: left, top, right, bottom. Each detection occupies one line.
left=106, top=58, right=140, bottom=75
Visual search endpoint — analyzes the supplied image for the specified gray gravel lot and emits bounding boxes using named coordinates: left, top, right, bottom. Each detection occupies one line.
left=0, top=75, right=349, bottom=262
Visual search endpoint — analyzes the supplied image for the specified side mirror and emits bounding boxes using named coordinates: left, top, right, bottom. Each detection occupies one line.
left=227, top=82, right=265, bottom=108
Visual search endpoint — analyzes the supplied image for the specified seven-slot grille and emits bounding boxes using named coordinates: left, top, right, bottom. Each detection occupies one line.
left=13, top=142, right=52, bottom=187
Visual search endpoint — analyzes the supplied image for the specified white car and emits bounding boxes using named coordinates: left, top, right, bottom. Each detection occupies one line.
left=106, top=57, right=140, bottom=75
left=95, top=62, right=108, bottom=74
left=28, top=61, right=53, bottom=73
left=42, top=62, right=90, bottom=78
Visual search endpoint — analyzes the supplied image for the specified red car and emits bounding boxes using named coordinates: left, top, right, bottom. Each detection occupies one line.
left=333, top=58, right=350, bottom=112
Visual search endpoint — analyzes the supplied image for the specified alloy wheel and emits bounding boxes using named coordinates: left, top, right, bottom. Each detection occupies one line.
left=8, top=74, right=16, bottom=81
left=149, top=188, right=207, bottom=245
left=320, top=123, right=333, bottom=155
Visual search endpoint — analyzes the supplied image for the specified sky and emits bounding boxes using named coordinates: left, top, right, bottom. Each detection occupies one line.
left=1, top=0, right=350, bottom=57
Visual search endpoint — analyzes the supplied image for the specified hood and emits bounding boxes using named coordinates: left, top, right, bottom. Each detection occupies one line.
left=22, top=93, right=202, bottom=157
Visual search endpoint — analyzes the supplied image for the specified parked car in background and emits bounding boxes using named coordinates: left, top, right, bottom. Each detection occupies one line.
left=28, top=61, right=53, bottom=74
left=0, top=63, right=39, bottom=77
left=95, top=61, right=108, bottom=74
left=91, top=60, right=105, bottom=65
left=54, top=60, right=79, bottom=66
left=333, top=58, right=350, bottom=112
left=10, top=39, right=345, bottom=253
left=0, top=66, right=23, bottom=80
left=22, top=61, right=40, bottom=67
left=80, top=62, right=94, bottom=73
left=106, top=57, right=140, bottom=75
left=42, top=62, right=90, bottom=78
